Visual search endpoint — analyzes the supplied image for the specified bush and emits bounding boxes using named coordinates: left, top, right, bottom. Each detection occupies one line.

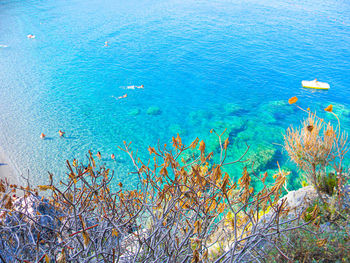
left=285, top=98, right=349, bottom=205
left=267, top=198, right=350, bottom=263
left=0, top=133, right=308, bottom=262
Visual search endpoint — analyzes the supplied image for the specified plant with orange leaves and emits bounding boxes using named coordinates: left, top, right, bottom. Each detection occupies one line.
left=285, top=97, right=349, bottom=205
left=0, top=151, right=135, bottom=262
left=115, top=132, right=310, bottom=262
left=0, top=132, right=311, bottom=262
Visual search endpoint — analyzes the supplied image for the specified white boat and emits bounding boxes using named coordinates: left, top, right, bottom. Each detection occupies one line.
left=302, top=80, right=330, bottom=90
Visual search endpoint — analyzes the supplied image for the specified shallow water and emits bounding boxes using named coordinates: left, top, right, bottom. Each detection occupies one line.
left=0, top=0, right=349, bottom=189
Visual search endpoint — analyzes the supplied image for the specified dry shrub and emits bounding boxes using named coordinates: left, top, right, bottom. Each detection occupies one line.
left=0, top=133, right=309, bottom=262
left=284, top=99, right=349, bottom=206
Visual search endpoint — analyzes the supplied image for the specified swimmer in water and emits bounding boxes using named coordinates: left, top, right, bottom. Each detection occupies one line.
left=118, top=94, right=127, bottom=99
left=112, top=94, right=127, bottom=101
left=104, top=41, right=108, bottom=47
left=126, top=85, right=144, bottom=90
left=59, top=130, right=65, bottom=137
left=111, top=154, right=115, bottom=160
left=40, top=133, right=46, bottom=139
left=96, top=151, right=102, bottom=160
left=27, top=34, right=35, bottom=39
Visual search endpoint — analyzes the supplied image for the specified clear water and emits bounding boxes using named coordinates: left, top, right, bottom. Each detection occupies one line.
left=0, top=0, right=349, bottom=189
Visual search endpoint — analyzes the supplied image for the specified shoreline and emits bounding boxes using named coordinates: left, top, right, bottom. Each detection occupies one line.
left=0, top=147, right=18, bottom=185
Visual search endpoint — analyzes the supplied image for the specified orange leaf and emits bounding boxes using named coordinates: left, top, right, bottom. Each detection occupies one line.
left=288, top=96, right=298, bottom=104
left=148, top=146, right=157, bottom=155
left=324, top=104, right=333, bottom=112
left=193, top=220, right=201, bottom=234
left=190, top=138, right=199, bottom=149
left=199, top=140, right=205, bottom=153
left=224, top=138, right=229, bottom=150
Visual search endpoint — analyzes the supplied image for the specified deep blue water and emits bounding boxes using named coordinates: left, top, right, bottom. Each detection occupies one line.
left=0, top=0, right=349, bottom=189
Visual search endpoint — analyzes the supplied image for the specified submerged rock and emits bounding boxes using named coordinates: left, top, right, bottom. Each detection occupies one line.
left=147, top=106, right=161, bottom=115
left=169, top=124, right=187, bottom=136
left=246, top=144, right=277, bottom=172
left=237, top=123, right=284, bottom=144
left=223, top=103, right=245, bottom=116
left=259, top=100, right=294, bottom=121
left=129, top=108, right=141, bottom=116
left=188, top=110, right=213, bottom=127
left=211, top=116, right=247, bottom=137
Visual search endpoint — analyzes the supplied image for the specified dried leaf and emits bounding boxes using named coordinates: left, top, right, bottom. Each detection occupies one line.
left=190, top=138, right=199, bottom=149
left=316, top=238, right=328, bottom=247
left=82, top=231, right=90, bottom=246
left=200, top=249, right=208, bottom=261
left=217, top=203, right=226, bottom=214
left=112, top=229, right=119, bottom=237
left=199, top=140, right=205, bottom=154
left=0, top=181, right=5, bottom=192
left=57, top=248, right=66, bottom=263
left=224, top=138, right=229, bottom=150
left=262, top=172, right=268, bottom=183
left=221, top=173, right=229, bottom=193
left=38, top=185, right=52, bottom=191
left=148, top=146, right=157, bottom=155
left=306, top=125, right=314, bottom=132
left=191, top=249, right=200, bottom=263
left=288, top=96, right=298, bottom=104
left=324, top=104, right=333, bottom=112
left=193, top=220, right=201, bottom=234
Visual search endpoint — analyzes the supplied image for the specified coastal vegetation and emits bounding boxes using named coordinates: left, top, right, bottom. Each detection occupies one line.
left=0, top=99, right=349, bottom=262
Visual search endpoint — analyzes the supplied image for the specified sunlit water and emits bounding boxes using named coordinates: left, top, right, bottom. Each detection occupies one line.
left=0, top=0, right=349, bottom=189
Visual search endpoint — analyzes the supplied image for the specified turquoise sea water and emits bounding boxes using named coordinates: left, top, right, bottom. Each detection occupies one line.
left=0, top=0, right=349, bottom=189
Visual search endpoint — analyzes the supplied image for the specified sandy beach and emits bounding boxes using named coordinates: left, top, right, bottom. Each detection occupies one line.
left=0, top=148, right=17, bottom=184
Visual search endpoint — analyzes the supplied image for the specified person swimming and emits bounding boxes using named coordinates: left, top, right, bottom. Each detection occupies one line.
left=40, top=133, right=46, bottom=139
left=59, top=130, right=65, bottom=137
left=104, top=41, right=108, bottom=47
left=117, top=94, right=127, bottom=99
left=27, top=34, right=35, bottom=39
left=126, top=85, right=144, bottom=89
left=112, top=94, right=127, bottom=100
left=96, top=151, right=102, bottom=160
left=111, top=153, right=115, bottom=160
